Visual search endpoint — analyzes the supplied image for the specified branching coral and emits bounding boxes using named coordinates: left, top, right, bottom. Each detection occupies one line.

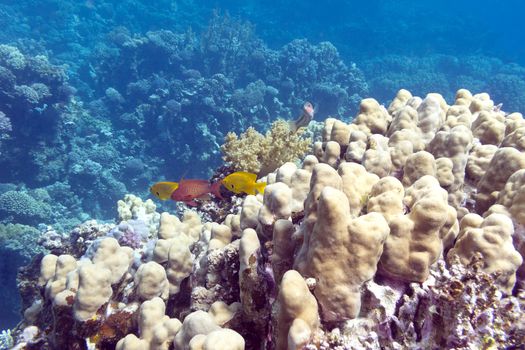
left=221, top=119, right=311, bottom=176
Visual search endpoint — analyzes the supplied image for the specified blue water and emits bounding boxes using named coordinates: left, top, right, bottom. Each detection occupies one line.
left=0, top=0, right=524, bottom=330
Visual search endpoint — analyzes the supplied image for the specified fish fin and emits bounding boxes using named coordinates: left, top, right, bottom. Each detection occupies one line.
left=184, top=200, right=199, bottom=207
left=178, top=169, right=189, bottom=183
left=254, top=182, right=266, bottom=195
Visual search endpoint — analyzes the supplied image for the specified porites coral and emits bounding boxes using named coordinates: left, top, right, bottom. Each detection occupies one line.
left=221, top=119, right=311, bottom=176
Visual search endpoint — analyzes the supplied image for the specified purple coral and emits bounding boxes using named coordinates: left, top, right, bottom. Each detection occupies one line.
left=108, top=219, right=149, bottom=249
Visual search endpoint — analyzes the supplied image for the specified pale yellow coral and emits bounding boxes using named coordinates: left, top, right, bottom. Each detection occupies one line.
left=454, top=88, right=473, bottom=106
left=116, top=297, right=182, bottom=350
left=345, top=130, right=368, bottom=163
left=362, top=134, right=393, bottom=177
left=274, top=161, right=313, bottom=213
left=476, top=147, right=525, bottom=214
left=501, top=126, right=525, bottom=152
left=117, top=194, right=160, bottom=235
left=466, top=144, right=498, bottom=183
left=328, top=119, right=352, bottom=146
left=443, top=104, right=472, bottom=130
left=274, top=270, right=319, bottom=350
left=376, top=176, right=452, bottom=282
left=471, top=110, right=506, bottom=145
left=296, top=183, right=390, bottom=321
left=469, top=92, right=494, bottom=113
left=504, top=112, right=525, bottom=136
left=402, top=151, right=436, bottom=187
left=387, top=105, right=419, bottom=137
left=387, top=89, right=413, bottom=114
left=428, top=125, right=473, bottom=207
left=447, top=213, right=522, bottom=294
left=353, top=98, right=392, bottom=136
left=73, top=262, right=113, bottom=321
left=152, top=212, right=201, bottom=295
left=221, top=120, right=311, bottom=176
left=417, top=95, right=446, bottom=143
left=42, top=254, right=77, bottom=299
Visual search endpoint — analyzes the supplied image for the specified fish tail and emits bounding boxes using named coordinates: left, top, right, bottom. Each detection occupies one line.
left=254, top=182, right=266, bottom=195
left=289, top=111, right=311, bottom=133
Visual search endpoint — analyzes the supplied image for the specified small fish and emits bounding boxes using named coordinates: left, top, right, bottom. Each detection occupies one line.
left=171, top=179, right=223, bottom=206
left=288, top=101, right=315, bottom=132
left=150, top=181, right=179, bottom=200
left=222, top=171, right=266, bottom=195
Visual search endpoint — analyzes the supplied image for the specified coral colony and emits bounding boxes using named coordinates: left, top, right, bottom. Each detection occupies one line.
left=3, top=89, right=524, bottom=349
left=1, top=5, right=525, bottom=350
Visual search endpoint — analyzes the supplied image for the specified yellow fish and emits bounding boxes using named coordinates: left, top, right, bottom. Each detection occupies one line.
left=222, top=171, right=266, bottom=195
left=149, top=181, right=179, bottom=200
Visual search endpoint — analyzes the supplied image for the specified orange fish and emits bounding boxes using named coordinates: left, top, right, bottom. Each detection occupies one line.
left=170, top=179, right=223, bottom=206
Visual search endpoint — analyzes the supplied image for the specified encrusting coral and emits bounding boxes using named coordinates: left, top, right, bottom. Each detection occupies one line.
left=9, top=88, right=525, bottom=349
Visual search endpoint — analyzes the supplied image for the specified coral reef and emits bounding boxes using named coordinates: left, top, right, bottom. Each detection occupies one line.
left=83, top=17, right=366, bottom=182
left=0, top=190, right=54, bottom=226
left=0, top=45, right=72, bottom=179
left=1, top=0, right=525, bottom=342
left=362, top=54, right=525, bottom=113
left=0, top=111, right=11, bottom=154
left=7, top=89, right=525, bottom=349
left=0, top=223, right=45, bottom=334
left=0, top=224, right=44, bottom=259
left=0, top=18, right=366, bottom=326
left=0, top=13, right=367, bottom=236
